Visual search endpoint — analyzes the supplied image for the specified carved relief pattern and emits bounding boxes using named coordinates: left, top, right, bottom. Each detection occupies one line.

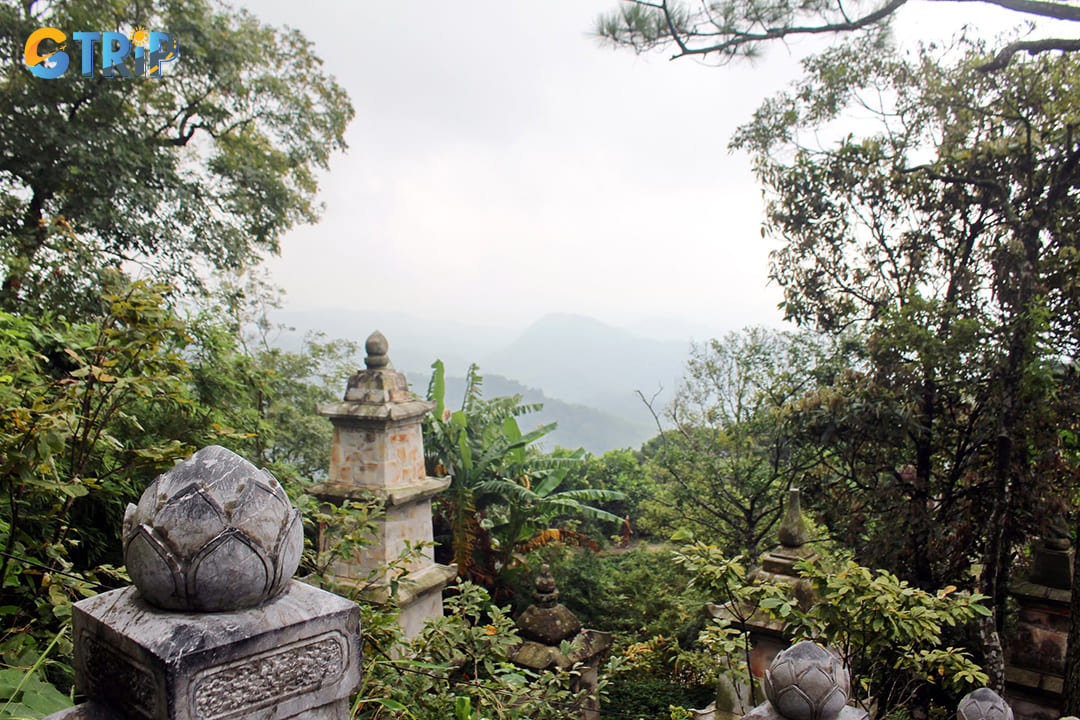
left=192, top=633, right=345, bottom=719
left=82, top=633, right=157, bottom=719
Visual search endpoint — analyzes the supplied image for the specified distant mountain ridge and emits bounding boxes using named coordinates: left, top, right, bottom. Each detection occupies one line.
left=270, top=309, right=691, bottom=452
left=406, top=371, right=653, bottom=453
left=481, top=313, right=687, bottom=425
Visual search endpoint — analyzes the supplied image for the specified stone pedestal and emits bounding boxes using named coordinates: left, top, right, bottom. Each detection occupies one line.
left=309, top=331, right=454, bottom=638
left=1004, top=537, right=1072, bottom=720
left=45, top=447, right=362, bottom=720
left=69, top=581, right=359, bottom=720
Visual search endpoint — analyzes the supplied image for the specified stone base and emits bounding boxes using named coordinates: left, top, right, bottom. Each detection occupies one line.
left=1005, top=665, right=1063, bottom=720
left=71, top=581, right=360, bottom=720
left=45, top=699, right=349, bottom=720
left=743, top=701, right=868, bottom=720
left=1009, top=580, right=1070, bottom=675
left=328, top=562, right=456, bottom=639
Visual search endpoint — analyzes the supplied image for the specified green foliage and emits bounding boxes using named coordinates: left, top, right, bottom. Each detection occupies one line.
left=642, top=327, right=840, bottom=555
left=0, top=627, right=72, bottom=720
left=352, top=581, right=596, bottom=720
left=293, top=495, right=602, bottom=720
left=673, top=541, right=991, bottom=715
left=0, top=0, right=353, bottom=313
left=424, top=361, right=623, bottom=593
left=0, top=278, right=193, bottom=630
left=725, top=34, right=1080, bottom=604
left=596, top=0, right=1079, bottom=68
left=0, top=270, right=365, bottom=708
left=518, top=546, right=707, bottom=637
left=601, top=671, right=714, bottom=720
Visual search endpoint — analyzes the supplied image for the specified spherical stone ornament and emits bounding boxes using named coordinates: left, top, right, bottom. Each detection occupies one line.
left=364, top=330, right=390, bottom=369
left=957, top=689, right=1013, bottom=720
left=122, top=445, right=303, bottom=612
left=764, top=641, right=850, bottom=720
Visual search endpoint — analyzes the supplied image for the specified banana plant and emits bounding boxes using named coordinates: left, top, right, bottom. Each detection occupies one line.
left=424, top=361, right=624, bottom=592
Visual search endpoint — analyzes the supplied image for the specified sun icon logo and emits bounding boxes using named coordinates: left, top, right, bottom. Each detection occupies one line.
left=130, top=26, right=150, bottom=48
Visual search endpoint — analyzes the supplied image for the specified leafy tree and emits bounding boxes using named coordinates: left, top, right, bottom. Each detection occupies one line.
left=0, top=276, right=196, bottom=706
left=718, top=36, right=1080, bottom=694
left=352, top=581, right=599, bottom=720
left=0, top=0, right=352, bottom=313
left=597, top=0, right=1080, bottom=71
left=642, top=327, right=837, bottom=555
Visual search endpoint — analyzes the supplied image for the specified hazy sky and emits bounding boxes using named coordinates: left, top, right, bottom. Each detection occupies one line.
left=239, top=0, right=1037, bottom=339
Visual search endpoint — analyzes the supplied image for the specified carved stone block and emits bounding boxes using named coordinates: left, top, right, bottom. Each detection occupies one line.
left=72, top=581, right=360, bottom=720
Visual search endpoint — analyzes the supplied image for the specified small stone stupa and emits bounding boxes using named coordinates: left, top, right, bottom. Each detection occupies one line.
left=707, top=488, right=819, bottom=697
left=510, top=565, right=612, bottom=720
left=310, top=331, right=455, bottom=638
left=750, top=488, right=818, bottom=611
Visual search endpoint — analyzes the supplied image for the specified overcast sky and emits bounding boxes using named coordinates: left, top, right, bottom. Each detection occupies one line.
left=238, top=0, right=1036, bottom=339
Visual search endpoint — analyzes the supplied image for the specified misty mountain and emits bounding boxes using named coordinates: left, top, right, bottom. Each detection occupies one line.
left=481, top=313, right=687, bottom=428
left=268, top=309, right=691, bottom=452
left=406, top=371, right=654, bottom=454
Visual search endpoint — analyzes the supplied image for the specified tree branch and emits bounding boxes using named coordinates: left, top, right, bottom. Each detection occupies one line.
left=977, top=37, right=1080, bottom=72
left=950, top=0, right=1080, bottom=22
left=655, top=0, right=910, bottom=59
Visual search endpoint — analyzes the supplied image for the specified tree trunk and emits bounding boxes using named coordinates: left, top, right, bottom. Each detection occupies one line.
left=0, top=189, right=49, bottom=312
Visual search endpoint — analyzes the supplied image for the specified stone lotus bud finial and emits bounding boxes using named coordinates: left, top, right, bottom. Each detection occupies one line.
left=365, top=330, right=390, bottom=369
left=122, top=445, right=303, bottom=612
left=779, top=488, right=809, bottom=547
left=534, top=564, right=559, bottom=608
left=764, top=641, right=850, bottom=720
left=957, top=689, right=1014, bottom=720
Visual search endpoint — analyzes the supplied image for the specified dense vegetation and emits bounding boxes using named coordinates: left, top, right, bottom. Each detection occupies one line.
left=3, top=0, right=1080, bottom=719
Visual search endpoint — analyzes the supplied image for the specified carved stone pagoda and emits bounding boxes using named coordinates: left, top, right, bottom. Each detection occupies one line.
left=309, top=331, right=455, bottom=638
left=708, top=489, right=819, bottom=682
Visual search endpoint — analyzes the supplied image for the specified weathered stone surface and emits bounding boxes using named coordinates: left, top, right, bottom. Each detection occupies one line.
left=1030, top=540, right=1073, bottom=591
left=959, top=688, right=1014, bottom=720
left=745, top=701, right=868, bottom=720
left=515, top=564, right=582, bottom=644
left=72, top=580, right=360, bottom=720
left=512, top=640, right=571, bottom=671
left=778, top=489, right=810, bottom=547
left=44, top=702, right=120, bottom=720
left=763, top=642, right=850, bottom=720
left=319, top=419, right=430, bottom=491
left=517, top=604, right=582, bottom=645
left=122, top=445, right=302, bottom=612
left=363, top=331, right=390, bottom=369
left=313, top=331, right=452, bottom=640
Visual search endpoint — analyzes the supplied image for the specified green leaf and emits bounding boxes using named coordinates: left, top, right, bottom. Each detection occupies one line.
left=58, top=483, right=89, bottom=499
